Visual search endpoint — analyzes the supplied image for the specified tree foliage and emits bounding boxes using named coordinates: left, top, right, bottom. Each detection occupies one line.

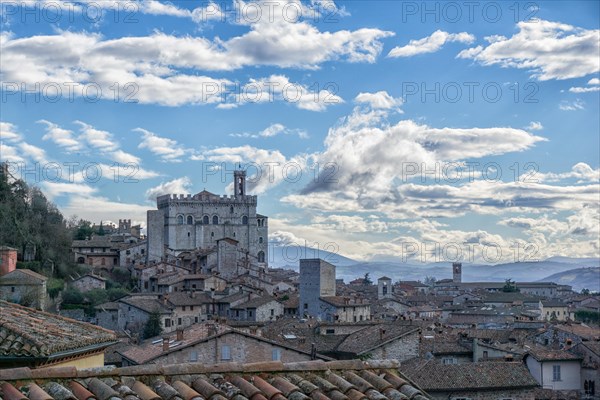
left=363, top=273, right=373, bottom=285
left=502, top=279, right=519, bottom=292
left=143, top=310, right=163, bottom=339
left=0, top=170, right=74, bottom=278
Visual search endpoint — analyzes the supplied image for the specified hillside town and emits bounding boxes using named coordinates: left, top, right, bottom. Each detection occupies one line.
left=1, top=169, right=599, bottom=400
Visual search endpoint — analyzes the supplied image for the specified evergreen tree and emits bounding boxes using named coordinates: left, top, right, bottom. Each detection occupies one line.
left=143, top=310, right=163, bottom=339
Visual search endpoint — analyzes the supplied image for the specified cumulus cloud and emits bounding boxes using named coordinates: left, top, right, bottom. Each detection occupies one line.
left=388, top=30, right=475, bottom=58
left=533, top=163, right=600, bottom=183
left=39, top=120, right=82, bottom=152
left=200, top=145, right=308, bottom=194
left=0, top=121, right=21, bottom=141
left=525, top=121, right=543, bottom=131
left=457, top=20, right=600, bottom=80
left=145, top=177, right=193, bottom=201
left=569, top=77, right=600, bottom=93
left=355, top=91, right=403, bottom=110
left=135, top=128, right=196, bottom=162
left=301, top=105, right=545, bottom=195
left=0, top=4, right=391, bottom=106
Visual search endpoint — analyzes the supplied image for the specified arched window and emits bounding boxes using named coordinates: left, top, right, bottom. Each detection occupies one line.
left=203, top=215, right=209, bottom=224
left=257, top=219, right=262, bottom=227
left=242, top=216, right=248, bottom=225
left=77, top=257, right=85, bottom=264
left=258, top=251, right=265, bottom=263
left=177, top=215, right=184, bottom=224
left=259, top=237, right=263, bottom=244
left=187, top=215, right=193, bottom=225
left=101, top=258, right=106, bottom=265
left=212, top=215, right=219, bottom=224
left=230, top=206, right=234, bottom=213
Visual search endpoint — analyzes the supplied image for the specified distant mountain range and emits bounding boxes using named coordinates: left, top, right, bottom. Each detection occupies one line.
left=269, top=244, right=599, bottom=288
left=538, top=267, right=600, bottom=293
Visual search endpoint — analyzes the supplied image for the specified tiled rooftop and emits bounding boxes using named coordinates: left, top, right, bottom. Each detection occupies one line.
left=399, top=360, right=538, bottom=392
left=0, top=301, right=116, bottom=358
left=0, top=359, right=430, bottom=400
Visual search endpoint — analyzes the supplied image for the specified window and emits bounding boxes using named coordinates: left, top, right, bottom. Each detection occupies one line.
left=203, top=215, right=209, bottom=224
left=212, top=216, right=219, bottom=225
left=177, top=215, right=184, bottom=224
left=258, top=251, right=265, bottom=263
left=242, top=216, right=248, bottom=225
left=304, top=303, right=308, bottom=309
left=552, top=365, right=561, bottom=381
left=11, top=286, right=15, bottom=293
left=187, top=215, right=193, bottom=225
left=248, top=310, right=253, bottom=317
left=188, top=232, right=191, bottom=237
left=270, top=308, right=274, bottom=316
left=101, top=258, right=105, bottom=265
left=443, top=358, right=457, bottom=365
left=165, top=319, right=171, bottom=327
left=189, top=351, right=198, bottom=362
left=182, top=306, right=186, bottom=311
left=141, top=249, right=145, bottom=254
left=325, top=329, right=335, bottom=335
left=195, top=317, right=198, bottom=323
left=259, top=237, right=263, bottom=244
left=113, top=258, right=117, bottom=265
left=272, top=348, right=281, bottom=361
left=483, top=351, right=488, bottom=359
left=178, top=318, right=182, bottom=325
left=126, top=250, right=131, bottom=255
left=221, top=345, right=231, bottom=360
left=230, top=206, right=234, bottom=213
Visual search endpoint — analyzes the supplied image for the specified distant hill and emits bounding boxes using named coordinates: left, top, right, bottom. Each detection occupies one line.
left=269, top=244, right=600, bottom=286
left=538, top=267, right=600, bottom=293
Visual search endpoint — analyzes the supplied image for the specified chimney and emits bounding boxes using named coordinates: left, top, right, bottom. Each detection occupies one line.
left=504, top=354, right=514, bottom=362
left=176, top=328, right=184, bottom=341
left=162, top=337, right=170, bottom=352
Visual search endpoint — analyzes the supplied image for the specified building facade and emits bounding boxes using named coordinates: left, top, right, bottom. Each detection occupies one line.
left=147, top=170, right=268, bottom=279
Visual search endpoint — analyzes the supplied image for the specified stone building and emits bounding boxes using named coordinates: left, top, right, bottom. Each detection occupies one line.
left=147, top=169, right=268, bottom=279
left=0, top=246, right=17, bottom=276
left=70, top=274, right=106, bottom=292
left=378, top=276, right=392, bottom=299
left=229, top=296, right=284, bottom=322
left=0, top=269, right=48, bottom=310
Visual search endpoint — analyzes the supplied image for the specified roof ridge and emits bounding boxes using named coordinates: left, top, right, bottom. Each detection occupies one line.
left=0, top=359, right=403, bottom=381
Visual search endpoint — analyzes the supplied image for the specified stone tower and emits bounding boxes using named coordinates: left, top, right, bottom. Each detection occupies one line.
left=378, top=276, right=392, bottom=299
left=299, top=259, right=336, bottom=318
left=452, top=262, right=462, bottom=284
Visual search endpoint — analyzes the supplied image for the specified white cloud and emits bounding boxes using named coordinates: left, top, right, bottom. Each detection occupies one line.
left=223, top=75, right=344, bottom=111
left=38, top=120, right=81, bottom=152
left=0, top=5, right=391, bottom=106
left=0, top=142, right=25, bottom=163
left=457, top=20, right=600, bottom=80
left=230, top=123, right=308, bottom=139
left=201, top=145, right=308, bottom=194
left=75, top=121, right=118, bottom=151
left=0, top=121, right=21, bottom=141
left=388, top=30, right=475, bottom=58
left=145, top=177, right=193, bottom=201
left=18, top=142, right=47, bottom=163
left=355, top=91, right=403, bottom=110
left=569, top=77, right=600, bottom=92
left=533, top=163, right=600, bottom=183
left=588, top=78, right=600, bottom=85
left=135, top=128, right=195, bottom=162
left=559, top=98, right=585, bottom=111
left=525, top=121, right=543, bottom=131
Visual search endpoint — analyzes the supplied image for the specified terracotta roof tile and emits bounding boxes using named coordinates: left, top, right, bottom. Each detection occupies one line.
left=0, top=301, right=115, bottom=358
left=0, top=360, right=429, bottom=400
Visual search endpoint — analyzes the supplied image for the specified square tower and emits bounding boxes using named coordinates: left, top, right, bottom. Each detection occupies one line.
left=299, top=258, right=336, bottom=318
left=378, top=276, right=392, bottom=299
left=452, top=262, right=462, bottom=284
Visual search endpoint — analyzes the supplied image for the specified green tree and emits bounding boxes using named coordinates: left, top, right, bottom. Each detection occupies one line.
left=363, top=273, right=373, bottom=285
left=502, top=279, right=519, bottom=292
left=581, top=288, right=591, bottom=295
left=62, top=288, right=84, bottom=305
left=143, top=310, right=163, bottom=339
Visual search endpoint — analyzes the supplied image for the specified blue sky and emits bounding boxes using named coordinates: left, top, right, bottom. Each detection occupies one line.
left=1, top=0, right=599, bottom=263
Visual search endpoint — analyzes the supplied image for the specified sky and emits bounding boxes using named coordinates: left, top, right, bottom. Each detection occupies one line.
left=0, top=0, right=599, bottom=264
